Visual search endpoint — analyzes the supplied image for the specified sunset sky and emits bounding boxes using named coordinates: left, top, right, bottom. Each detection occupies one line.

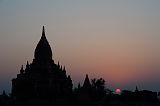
left=0, top=0, right=160, bottom=93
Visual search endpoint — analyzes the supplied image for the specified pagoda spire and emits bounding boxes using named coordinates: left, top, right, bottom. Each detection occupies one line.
left=34, top=26, right=52, bottom=62
left=42, top=26, right=45, bottom=37
left=41, top=26, right=47, bottom=40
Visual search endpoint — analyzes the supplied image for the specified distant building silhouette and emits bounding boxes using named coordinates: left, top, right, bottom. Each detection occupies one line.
left=83, top=74, right=91, bottom=89
left=135, top=85, right=139, bottom=92
left=12, top=26, right=73, bottom=102
left=77, top=75, right=92, bottom=105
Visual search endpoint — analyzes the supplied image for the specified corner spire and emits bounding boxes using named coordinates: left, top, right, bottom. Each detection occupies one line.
left=27, top=61, right=29, bottom=65
left=21, top=65, right=23, bottom=70
left=20, top=65, right=24, bottom=74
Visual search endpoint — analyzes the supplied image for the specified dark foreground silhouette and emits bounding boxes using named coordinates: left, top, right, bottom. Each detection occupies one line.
left=0, top=27, right=160, bottom=106
left=1, top=80, right=160, bottom=106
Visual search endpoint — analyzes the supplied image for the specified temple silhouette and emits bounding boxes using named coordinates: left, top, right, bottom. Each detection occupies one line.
left=11, top=26, right=74, bottom=105
left=0, top=27, right=160, bottom=106
left=12, top=26, right=72, bottom=100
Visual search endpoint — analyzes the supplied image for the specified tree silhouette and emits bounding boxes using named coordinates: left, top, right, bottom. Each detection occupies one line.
left=91, top=78, right=106, bottom=101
